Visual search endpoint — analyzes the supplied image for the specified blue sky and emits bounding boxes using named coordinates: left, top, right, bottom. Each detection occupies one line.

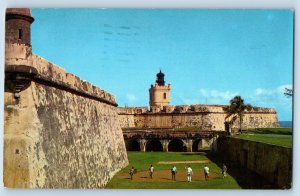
left=30, top=9, right=293, bottom=121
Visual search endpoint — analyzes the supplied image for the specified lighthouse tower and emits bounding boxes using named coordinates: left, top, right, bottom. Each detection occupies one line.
left=149, top=70, right=171, bottom=110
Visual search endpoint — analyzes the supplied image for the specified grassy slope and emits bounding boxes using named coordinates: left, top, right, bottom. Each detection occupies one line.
left=106, top=152, right=240, bottom=189
left=234, top=128, right=293, bottom=148
left=245, top=128, right=293, bottom=135
left=234, top=134, right=292, bottom=148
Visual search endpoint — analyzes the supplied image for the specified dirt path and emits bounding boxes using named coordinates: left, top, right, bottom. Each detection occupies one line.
left=118, top=169, right=220, bottom=182
left=158, top=160, right=210, bottom=164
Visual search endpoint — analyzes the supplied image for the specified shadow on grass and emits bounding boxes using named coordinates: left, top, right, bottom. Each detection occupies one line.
left=206, top=151, right=277, bottom=189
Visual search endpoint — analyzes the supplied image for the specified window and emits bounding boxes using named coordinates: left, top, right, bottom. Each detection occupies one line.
left=18, top=29, right=22, bottom=39
left=163, top=93, right=166, bottom=99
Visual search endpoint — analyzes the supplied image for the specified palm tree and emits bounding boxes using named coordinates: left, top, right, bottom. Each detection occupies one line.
left=225, top=96, right=252, bottom=133
left=284, top=88, right=293, bottom=97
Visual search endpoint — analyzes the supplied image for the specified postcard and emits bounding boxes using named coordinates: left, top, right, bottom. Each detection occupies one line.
left=4, top=8, right=293, bottom=189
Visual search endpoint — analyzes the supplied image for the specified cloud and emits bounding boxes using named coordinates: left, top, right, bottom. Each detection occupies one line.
left=277, top=84, right=293, bottom=94
left=200, top=89, right=239, bottom=103
left=200, top=89, right=239, bottom=104
left=126, top=93, right=137, bottom=102
left=254, top=84, right=292, bottom=97
left=249, top=84, right=293, bottom=120
left=249, top=84, right=292, bottom=111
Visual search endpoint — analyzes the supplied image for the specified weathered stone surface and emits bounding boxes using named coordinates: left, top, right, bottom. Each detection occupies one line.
left=4, top=43, right=128, bottom=188
left=4, top=81, right=128, bottom=188
left=6, top=8, right=34, bottom=46
left=5, top=44, right=117, bottom=105
left=216, top=137, right=292, bottom=189
left=4, top=8, right=127, bottom=189
left=118, top=105, right=279, bottom=131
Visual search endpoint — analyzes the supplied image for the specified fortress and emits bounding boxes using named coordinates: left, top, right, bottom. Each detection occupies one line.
left=118, top=69, right=280, bottom=152
left=3, top=9, right=280, bottom=188
left=4, top=9, right=128, bottom=188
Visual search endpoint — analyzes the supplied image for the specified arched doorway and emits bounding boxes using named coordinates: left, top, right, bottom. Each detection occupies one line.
left=225, top=122, right=231, bottom=133
left=168, top=139, right=186, bottom=152
left=125, top=139, right=140, bottom=151
left=192, top=139, right=202, bottom=152
left=146, top=139, right=163, bottom=151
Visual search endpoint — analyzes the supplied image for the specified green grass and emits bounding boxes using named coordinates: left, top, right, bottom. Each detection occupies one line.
left=121, top=152, right=209, bottom=171
left=106, top=177, right=239, bottom=189
left=234, top=134, right=292, bottom=148
left=106, top=152, right=241, bottom=189
left=245, top=128, right=293, bottom=135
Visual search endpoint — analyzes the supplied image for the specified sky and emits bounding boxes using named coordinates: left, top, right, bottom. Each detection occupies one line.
left=30, top=9, right=293, bottom=121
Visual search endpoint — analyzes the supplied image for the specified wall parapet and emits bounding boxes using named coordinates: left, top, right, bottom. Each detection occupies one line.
left=118, top=104, right=277, bottom=115
left=5, top=43, right=117, bottom=106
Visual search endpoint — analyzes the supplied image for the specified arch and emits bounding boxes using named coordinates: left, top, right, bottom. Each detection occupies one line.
left=192, top=138, right=202, bottom=152
left=225, top=122, right=230, bottom=132
left=125, top=139, right=140, bottom=151
left=146, top=139, right=163, bottom=152
left=168, top=139, right=186, bottom=152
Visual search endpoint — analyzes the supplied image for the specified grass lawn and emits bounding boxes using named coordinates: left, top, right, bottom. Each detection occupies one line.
left=106, top=152, right=241, bottom=189
left=245, top=128, right=293, bottom=135
left=233, top=128, right=293, bottom=148
left=234, top=134, right=292, bottom=148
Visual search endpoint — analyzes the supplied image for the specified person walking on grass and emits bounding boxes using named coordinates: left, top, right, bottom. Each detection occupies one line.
left=129, top=166, right=135, bottom=180
left=222, top=163, right=227, bottom=178
left=204, top=165, right=209, bottom=180
left=186, top=165, right=193, bottom=182
left=171, top=165, right=177, bottom=181
left=149, top=164, right=154, bottom=179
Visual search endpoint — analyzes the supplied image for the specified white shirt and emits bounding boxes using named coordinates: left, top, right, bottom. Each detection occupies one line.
left=187, top=167, right=193, bottom=175
left=172, top=166, right=177, bottom=172
left=204, top=166, right=209, bottom=174
left=150, top=166, right=154, bottom=172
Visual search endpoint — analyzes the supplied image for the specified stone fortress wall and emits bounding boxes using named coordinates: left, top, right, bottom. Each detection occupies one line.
left=216, top=137, right=292, bottom=188
left=118, top=104, right=280, bottom=131
left=4, top=43, right=128, bottom=188
left=5, top=44, right=116, bottom=105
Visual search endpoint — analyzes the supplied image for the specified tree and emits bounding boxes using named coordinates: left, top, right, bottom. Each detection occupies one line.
left=284, top=88, right=293, bottom=97
left=225, top=96, right=252, bottom=133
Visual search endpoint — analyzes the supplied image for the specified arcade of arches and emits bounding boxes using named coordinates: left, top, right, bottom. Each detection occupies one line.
left=125, top=137, right=215, bottom=152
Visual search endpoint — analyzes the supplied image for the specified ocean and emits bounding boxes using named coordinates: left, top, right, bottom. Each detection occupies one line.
left=279, top=121, right=293, bottom=128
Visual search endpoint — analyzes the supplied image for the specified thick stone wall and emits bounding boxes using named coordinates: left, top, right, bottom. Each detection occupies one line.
left=216, top=137, right=292, bottom=188
left=118, top=105, right=280, bottom=131
left=5, top=44, right=116, bottom=105
left=4, top=44, right=128, bottom=188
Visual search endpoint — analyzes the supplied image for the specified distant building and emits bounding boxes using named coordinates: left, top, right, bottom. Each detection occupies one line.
left=119, top=71, right=280, bottom=152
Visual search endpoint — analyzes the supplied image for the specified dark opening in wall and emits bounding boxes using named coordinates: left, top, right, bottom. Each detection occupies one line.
left=18, top=29, right=22, bottom=39
left=125, top=139, right=140, bottom=151
left=146, top=139, right=163, bottom=151
left=168, top=139, right=186, bottom=152
left=163, top=93, right=166, bottom=99
left=15, top=149, right=20, bottom=154
left=192, top=139, right=202, bottom=152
